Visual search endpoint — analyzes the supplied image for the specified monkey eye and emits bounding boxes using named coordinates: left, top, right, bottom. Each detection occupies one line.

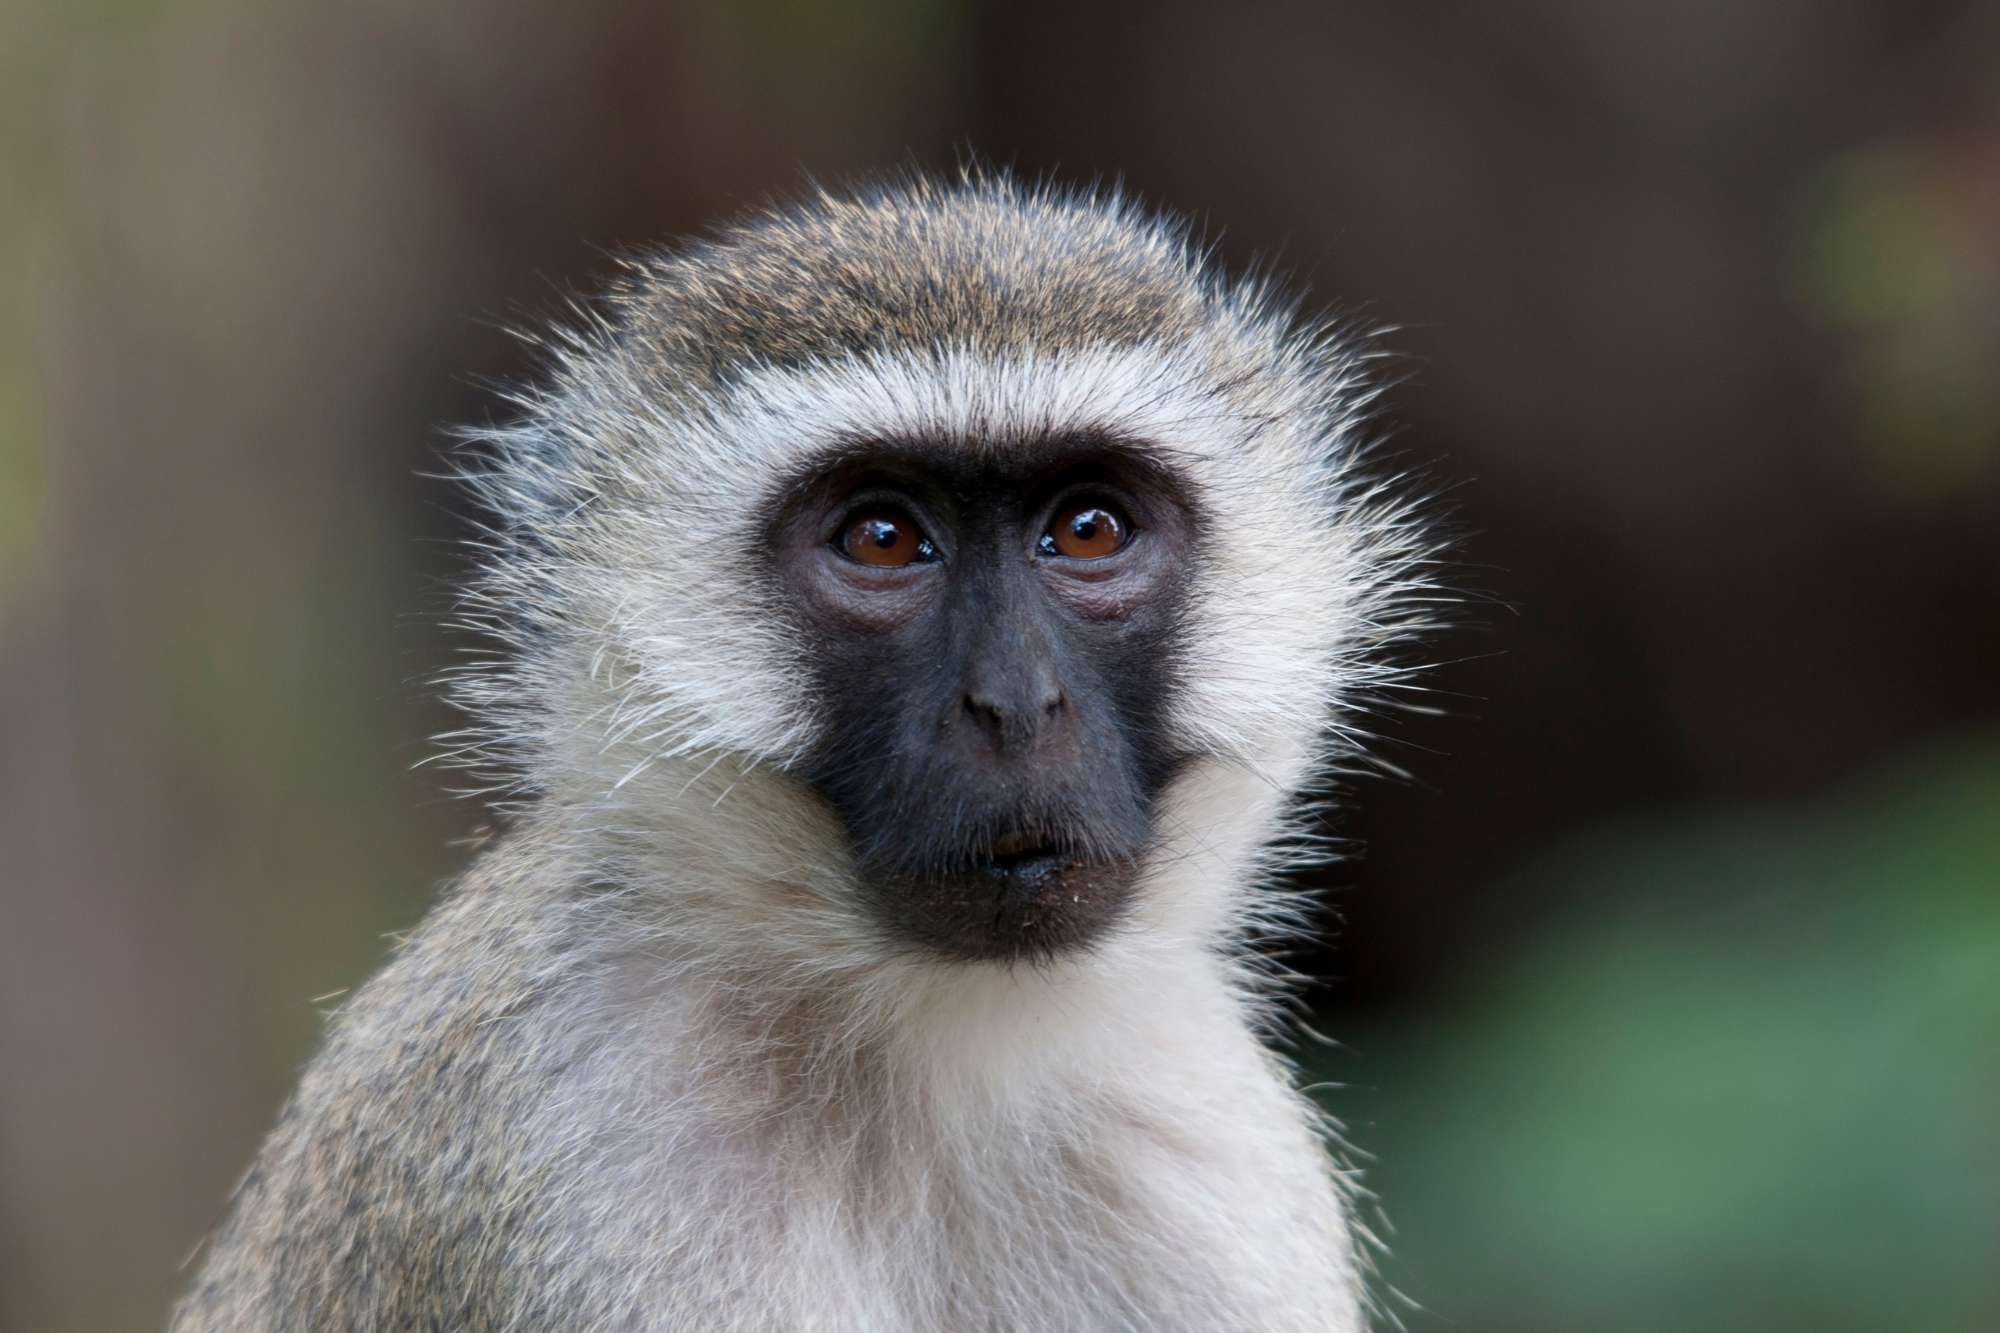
left=838, top=508, right=935, bottom=567
left=1040, top=503, right=1129, bottom=560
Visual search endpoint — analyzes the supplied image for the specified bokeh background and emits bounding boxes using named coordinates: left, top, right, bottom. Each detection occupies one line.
left=2, top=1, right=1997, bottom=1329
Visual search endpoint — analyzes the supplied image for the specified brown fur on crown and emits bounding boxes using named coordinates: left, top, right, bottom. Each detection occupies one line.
left=598, top=173, right=1240, bottom=391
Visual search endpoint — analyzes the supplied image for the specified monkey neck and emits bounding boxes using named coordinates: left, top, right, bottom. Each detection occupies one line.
left=570, top=925, right=1260, bottom=1166
left=575, top=875, right=1252, bottom=1097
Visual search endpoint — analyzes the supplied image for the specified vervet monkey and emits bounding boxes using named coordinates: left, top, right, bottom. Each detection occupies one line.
left=172, top=177, right=1435, bottom=1332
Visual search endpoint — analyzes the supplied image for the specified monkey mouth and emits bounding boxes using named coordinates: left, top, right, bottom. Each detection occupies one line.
left=983, top=828, right=1064, bottom=870
left=863, top=829, right=1136, bottom=961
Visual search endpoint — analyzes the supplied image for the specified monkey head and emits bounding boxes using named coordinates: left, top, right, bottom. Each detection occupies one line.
left=454, top=178, right=1430, bottom=969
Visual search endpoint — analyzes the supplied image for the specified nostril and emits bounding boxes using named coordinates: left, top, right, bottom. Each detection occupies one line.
left=965, top=694, right=1004, bottom=736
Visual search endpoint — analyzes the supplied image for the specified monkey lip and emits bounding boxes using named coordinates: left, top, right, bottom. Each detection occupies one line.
left=985, top=829, right=1061, bottom=867
left=876, top=840, right=1136, bottom=960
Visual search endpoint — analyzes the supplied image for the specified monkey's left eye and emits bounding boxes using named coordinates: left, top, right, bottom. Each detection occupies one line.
left=838, top=509, right=935, bottom=567
left=1040, top=503, right=1129, bottom=559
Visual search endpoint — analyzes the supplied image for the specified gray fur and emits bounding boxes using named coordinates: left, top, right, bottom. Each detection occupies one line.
left=171, top=176, right=1436, bottom=1333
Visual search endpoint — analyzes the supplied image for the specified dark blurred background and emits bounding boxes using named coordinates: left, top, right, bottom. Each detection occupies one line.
left=2, top=2, right=1996, bottom=1330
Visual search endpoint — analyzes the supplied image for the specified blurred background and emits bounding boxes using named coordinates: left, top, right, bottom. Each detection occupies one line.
left=1, top=1, right=1996, bottom=1329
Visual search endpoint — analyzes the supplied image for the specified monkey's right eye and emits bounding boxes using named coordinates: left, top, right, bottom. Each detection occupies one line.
left=838, top=509, right=934, bottom=567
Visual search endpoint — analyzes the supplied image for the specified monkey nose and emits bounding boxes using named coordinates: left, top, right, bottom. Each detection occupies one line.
left=962, top=678, right=1064, bottom=752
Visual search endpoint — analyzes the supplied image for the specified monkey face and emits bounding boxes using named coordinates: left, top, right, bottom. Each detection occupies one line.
left=770, top=439, right=1198, bottom=961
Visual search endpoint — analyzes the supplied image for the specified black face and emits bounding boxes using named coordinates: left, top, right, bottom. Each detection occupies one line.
left=768, top=441, right=1198, bottom=961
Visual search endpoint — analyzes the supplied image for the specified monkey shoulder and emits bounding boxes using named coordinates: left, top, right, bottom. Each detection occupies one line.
left=171, top=826, right=637, bottom=1332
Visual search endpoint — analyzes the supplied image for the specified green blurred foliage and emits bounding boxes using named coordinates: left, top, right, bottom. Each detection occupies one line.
left=1797, top=147, right=2000, bottom=502
left=1792, top=8, right=2000, bottom=504
left=1320, top=731, right=2000, bottom=1331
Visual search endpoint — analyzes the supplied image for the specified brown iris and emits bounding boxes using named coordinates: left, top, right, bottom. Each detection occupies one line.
left=1047, top=504, right=1128, bottom=559
left=840, top=509, right=927, bottom=567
